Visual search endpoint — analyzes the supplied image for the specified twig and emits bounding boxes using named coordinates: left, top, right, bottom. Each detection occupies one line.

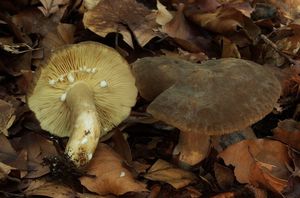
left=260, top=34, right=298, bottom=66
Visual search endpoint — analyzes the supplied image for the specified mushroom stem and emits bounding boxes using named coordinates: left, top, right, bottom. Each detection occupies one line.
left=173, top=132, right=210, bottom=166
left=65, top=81, right=100, bottom=167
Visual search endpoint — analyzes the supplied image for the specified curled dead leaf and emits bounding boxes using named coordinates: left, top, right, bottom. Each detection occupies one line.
left=25, top=179, right=76, bottom=198
left=156, top=0, right=173, bottom=26
left=186, top=6, right=260, bottom=42
left=0, top=99, right=15, bottom=136
left=273, top=119, right=300, bottom=150
left=144, top=159, right=196, bottom=189
left=218, top=139, right=291, bottom=194
left=80, top=143, right=147, bottom=196
left=83, top=0, right=160, bottom=47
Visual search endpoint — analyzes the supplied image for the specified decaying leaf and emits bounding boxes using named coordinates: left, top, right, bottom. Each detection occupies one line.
left=83, top=0, right=160, bottom=47
left=144, top=159, right=196, bottom=189
left=0, top=99, right=15, bottom=136
left=25, top=179, right=76, bottom=198
left=39, top=23, right=76, bottom=62
left=0, top=162, right=15, bottom=180
left=186, top=6, right=261, bottom=42
left=273, top=119, right=300, bottom=150
left=217, top=36, right=241, bottom=58
left=14, top=133, right=58, bottom=178
left=214, top=162, right=235, bottom=190
left=38, top=0, right=68, bottom=17
left=218, top=139, right=291, bottom=193
left=80, top=143, right=147, bottom=196
left=161, top=3, right=211, bottom=53
left=0, top=43, right=35, bottom=54
left=83, top=0, right=102, bottom=10
left=156, top=0, right=173, bottom=26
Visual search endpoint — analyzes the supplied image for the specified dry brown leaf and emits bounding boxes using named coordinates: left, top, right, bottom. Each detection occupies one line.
left=25, top=179, right=76, bottom=198
left=0, top=99, right=15, bottom=136
left=273, top=119, right=300, bottom=150
left=186, top=6, right=260, bottom=42
left=83, top=0, right=102, bottom=10
left=214, top=162, right=235, bottom=190
left=156, top=0, right=173, bottom=26
left=80, top=143, right=147, bottom=196
left=162, top=4, right=210, bottom=53
left=218, top=139, right=291, bottom=193
left=245, top=185, right=268, bottom=198
left=39, top=23, right=76, bottom=63
left=83, top=0, right=160, bottom=47
left=218, top=36, right=241, bottom=58
left=77, top=193, right=115, bottom=198
left=0, top=162, right=15, bottom=180
left=183, top=0, right=221, bottom=14
left=211, top=192, right=235, bottom=198
left=14, top=133, right=58, bottom=178
left=265, top=0, right=300, bottom=20
left=161, top=49, right=208, bottom=63
left=38, top=0, right=68, bottom=17
left=0, top=134, right=18, bottom=164
left=144, top=159, right=196, bottom=189
left=12, top=8, right=61, bottom=37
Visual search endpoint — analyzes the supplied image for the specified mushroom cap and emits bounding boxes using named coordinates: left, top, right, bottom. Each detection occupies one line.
left=147, top=58, right=281, bottom=135
left=27, top=42, right=137, bottom=137
left=132, top=56, right=197, bottom=101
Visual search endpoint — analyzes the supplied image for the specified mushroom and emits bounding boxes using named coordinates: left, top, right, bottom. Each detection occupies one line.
left=147, top=58, right=281, bottom=166
left=27, top=42, right=138, bottom=167
left=132, top=56, right=198, bottom=101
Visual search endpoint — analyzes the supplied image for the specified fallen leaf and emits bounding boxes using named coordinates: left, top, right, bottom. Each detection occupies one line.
left=273, top=119, right=300, bottom=150
left=12, top=8, right=61, bottom=37
left=217, top=36, right=241, bottom=58
left=211, top=192, right=235, bottom=198
left=0, top=99, right=15, bottom=136
left=38, top=0, right=68, bottom=17
left=13, top=133, right=58, bottom=178
left=218, top=139, right=291, bottom=193
left=83, top=0, right=102, bottom=10
left=183, top=0, right=221, bottom=14
left=156, top=0, right=173, bottom=26
left=161, top=48, right=208, bottom=63
left=25, top=179, right=76, bottom=198
left=0, top=162, right=15, bottom=180
left=144, top=159, right=196, bottom=189
left=214, top=162, right=235, bottom=190
left=80, top=143, right=147, bottom=196
left=265, top=0, right=300, bottom=20
left=161, top=3, right=212, bottom=53
left=39, top=23, right=76, bottom=63
left=83, top=0, right=160, bottom=47
left=186, top=6, right=261, bottom=42
left=77, top=192, right=115, bottom=198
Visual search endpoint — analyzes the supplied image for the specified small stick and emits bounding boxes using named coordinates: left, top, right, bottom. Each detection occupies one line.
left=260, top=34, right=298, bottom=66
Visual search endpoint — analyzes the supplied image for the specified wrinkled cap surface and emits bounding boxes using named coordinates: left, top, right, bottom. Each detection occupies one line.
left=147, top=58, right=281, bottom=135
left=132, top=56, right=198, bottom=101
left=27, top=42, right=137, bottom=137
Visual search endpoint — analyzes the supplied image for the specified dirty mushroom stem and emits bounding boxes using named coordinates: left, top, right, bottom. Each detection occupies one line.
left=173, top=131, right=210, bottom=166
left=65, top=81, right=101, bottom=167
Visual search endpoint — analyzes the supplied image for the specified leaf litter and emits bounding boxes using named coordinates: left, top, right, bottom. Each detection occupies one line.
left=1, top=0, right=300, bottom=197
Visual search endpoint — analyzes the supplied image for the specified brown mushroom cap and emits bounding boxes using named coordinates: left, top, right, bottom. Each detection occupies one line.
left=147, top=58, right=281, bottom=135
left=27, top=41, right=137, bottom=137
left=132, top=56, right=197, bottom=101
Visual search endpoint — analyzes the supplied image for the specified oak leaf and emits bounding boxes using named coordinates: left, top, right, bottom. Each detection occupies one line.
left=83, top=0, right=160, bottom=47
left=80, top=143, right=147, bottom=196
left=218, top=139, right=291, bottom=193
left=144, top=159, right=196, bottom=189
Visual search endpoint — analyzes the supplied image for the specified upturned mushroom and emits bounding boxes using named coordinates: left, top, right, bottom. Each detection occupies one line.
left=146, top=58, right=281, bottom=165
left=27, top=42, right=137, bottom=167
